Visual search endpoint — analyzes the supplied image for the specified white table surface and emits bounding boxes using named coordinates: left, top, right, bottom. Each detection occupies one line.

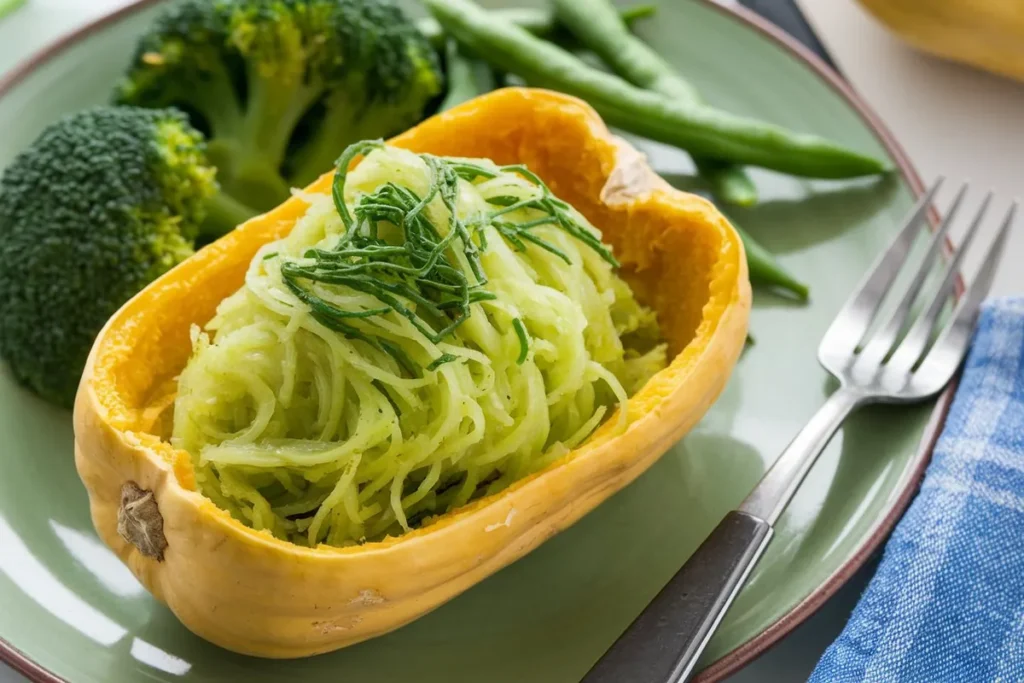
left=1, top=1, right=1021, bottom=681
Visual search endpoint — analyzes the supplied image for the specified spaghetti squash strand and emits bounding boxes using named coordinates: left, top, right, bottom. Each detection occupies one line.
left=172, top=143, right=667, bottom=546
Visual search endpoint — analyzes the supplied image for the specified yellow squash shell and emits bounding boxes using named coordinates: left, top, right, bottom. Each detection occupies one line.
left=74, top=88, right=751, bottom=658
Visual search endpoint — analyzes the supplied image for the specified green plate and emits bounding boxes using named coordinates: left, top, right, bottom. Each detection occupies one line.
left=0, top=1, right=939, bottom=681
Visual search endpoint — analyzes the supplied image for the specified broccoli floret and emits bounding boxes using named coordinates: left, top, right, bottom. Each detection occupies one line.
left=114, top=0, right=443, bottom=213
left=0, top=106, right=243, bottom=407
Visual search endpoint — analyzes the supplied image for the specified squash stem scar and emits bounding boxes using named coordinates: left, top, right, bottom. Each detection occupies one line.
left=117, top=481, right=168, bottom=561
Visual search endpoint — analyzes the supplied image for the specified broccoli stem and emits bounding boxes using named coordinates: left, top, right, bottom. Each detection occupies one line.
left=152, top=61, right=290, bottom=213
left=204, top=70, right=325, bottom=212
left=285, top=103, right=364, bottom=188
left=205, top=137, right=292, bottom=211
left=155, top=59, right=244, bottom=140
left=287, top=92, right=422, bottom=188
left=191, top=62, right=246, bottom=136
left=241, top=71, right=324, bottom=170
left=201, top=190, right=259, bottom=239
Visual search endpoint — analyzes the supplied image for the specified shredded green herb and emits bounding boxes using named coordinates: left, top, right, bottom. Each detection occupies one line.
left=279, top=141, right=617, bottom=370
left=513, top=317, right=529, bottom=364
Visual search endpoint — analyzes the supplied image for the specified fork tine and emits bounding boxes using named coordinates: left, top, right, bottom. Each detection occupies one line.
left=859, top=183, right=969, bottom=365
left=913, top=201, right=1017, bottom=387
left=820, top=178, right=944, bottom=357
left=888, top=192, right=993, bottom=372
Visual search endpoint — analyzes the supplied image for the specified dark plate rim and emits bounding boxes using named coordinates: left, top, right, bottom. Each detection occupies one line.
left=0, top=1, right=938, bottom=682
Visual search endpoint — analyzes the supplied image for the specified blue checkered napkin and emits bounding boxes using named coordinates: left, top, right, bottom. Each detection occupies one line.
left=810, top=297, right=1024, bottom=683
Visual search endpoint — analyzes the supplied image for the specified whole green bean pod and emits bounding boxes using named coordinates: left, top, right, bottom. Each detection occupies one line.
left=423, top=0, right=888, bottom=179
left=552, top=0, right=808, bottom=300
left=552, top=0, right=757, bottom=206
left=416, top=4, right=657, bottom=51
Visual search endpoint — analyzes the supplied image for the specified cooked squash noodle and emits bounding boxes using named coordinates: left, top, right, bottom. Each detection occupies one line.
left=172, top=142, right=667, bottom=545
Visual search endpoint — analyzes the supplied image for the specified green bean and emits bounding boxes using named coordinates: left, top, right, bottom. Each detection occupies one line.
left=552, top=0, right=757, bottom=207
left=692, top=156, right=757, bottom=207
left=416, top=4, right=657, bottom=51
left=732, top=220, right=809, bottom=301
left=550, top=2, right=806, bottom=299
left=438, top=39, right=496, bottom=112
left=423, top=0, right=888, bottom=178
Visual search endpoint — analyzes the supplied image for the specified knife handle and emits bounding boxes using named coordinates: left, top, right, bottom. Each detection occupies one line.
left=581, top=511, right=773, bottom=683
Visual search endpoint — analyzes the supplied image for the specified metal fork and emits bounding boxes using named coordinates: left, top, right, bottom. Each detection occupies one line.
left=582, top=179, right=1017, bottom=683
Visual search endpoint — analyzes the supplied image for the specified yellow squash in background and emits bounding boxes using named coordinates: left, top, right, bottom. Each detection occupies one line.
left=73, top=88, right=751, bottom=658
left=859, top=0, right=1024, bottom=81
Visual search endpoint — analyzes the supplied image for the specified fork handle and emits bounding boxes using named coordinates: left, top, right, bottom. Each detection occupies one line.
left=581, top=388, right=862, bottom=683
left=581, top=511, right=773, bottom=683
